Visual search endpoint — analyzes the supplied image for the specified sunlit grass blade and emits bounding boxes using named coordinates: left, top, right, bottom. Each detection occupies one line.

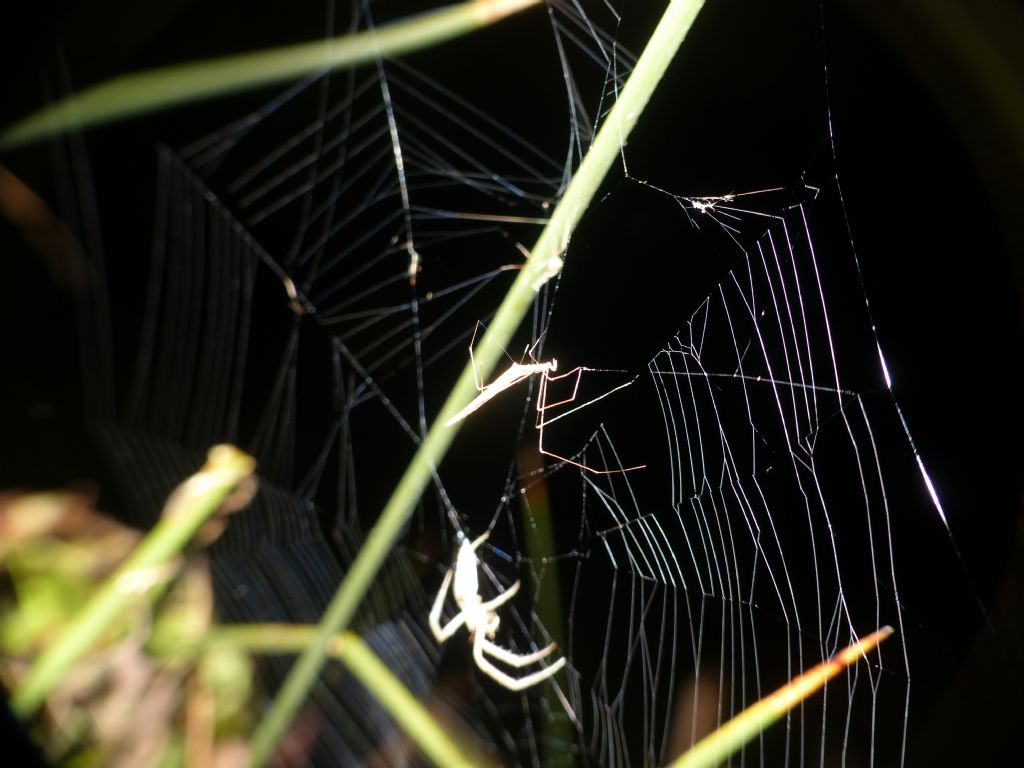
left=247, top=1, right=706, bottom=764
left=0, top=0, right=540, bottom=150
left=10, top=444, right=256, bottom=717
left=668, top=626, right=894, bottom=768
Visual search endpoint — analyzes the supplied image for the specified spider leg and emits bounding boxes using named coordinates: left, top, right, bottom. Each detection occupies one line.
left=472, top=632, right=567, bottom=691
left=533, top=366, right=645, bottom=474
left=536, top=371, right=644, bottom=474
left=537, top=443, right=645, bottom=475
left=477, top=579, right=520, bottom=613
left=478, top=636, right=559, bottom=667
left=537, top=366, right=585, bottom=416
left=537, top=418, right=645, bottom=475
left=429, top=568, right=468, bottom=642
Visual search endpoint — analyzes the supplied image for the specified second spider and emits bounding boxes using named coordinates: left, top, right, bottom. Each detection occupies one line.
left=429, top=532, right=566, bottom=691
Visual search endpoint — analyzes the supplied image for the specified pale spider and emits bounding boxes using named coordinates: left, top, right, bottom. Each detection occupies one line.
left=429, top=532, right=566, bottom=691
left=444, top=324, right=644, bottom=474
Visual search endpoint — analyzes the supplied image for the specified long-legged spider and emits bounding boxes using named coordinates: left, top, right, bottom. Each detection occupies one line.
left=444, top=324, right=644, bottom=474
left=429, top=532, right=566, bottom=691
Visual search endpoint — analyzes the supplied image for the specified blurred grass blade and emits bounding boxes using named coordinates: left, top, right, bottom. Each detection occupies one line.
left=330, top=631, right=479, bottom=768
left=668, top=626, right=894, bottom=768
left=247, top=2, right=706, bottom=764
left=0, top=0, right=540, bottom=150
left=207, top=625, right=483, bottom=767
left=10, top=445, right=256, bottom=717
left=517, top=442, right=571, bottom=758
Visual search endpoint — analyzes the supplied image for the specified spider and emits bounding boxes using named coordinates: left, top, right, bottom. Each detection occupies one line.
left=444, top=324, right=644, bottom=474
left=429, top=532, right=566, bottom=691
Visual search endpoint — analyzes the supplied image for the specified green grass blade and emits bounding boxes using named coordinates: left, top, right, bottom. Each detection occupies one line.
left=10, top=445, right=256, bottom=717
left=668, top=627, right=894, bottom=768
left=247, top=1, right=706, bottom=765
left=0, top=0, right=540, bottom=150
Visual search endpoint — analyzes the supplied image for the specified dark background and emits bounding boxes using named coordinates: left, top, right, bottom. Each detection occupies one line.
left=2, top=1, right=1022, bottom=765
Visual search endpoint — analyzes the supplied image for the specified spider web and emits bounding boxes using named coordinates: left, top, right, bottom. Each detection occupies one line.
left=541, top=184, right=916, bottom=765
left=3, top=1, right=1008, bottom=766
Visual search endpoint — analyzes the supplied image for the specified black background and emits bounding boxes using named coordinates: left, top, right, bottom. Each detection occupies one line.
left=2, top=1, right=1022, bottom=765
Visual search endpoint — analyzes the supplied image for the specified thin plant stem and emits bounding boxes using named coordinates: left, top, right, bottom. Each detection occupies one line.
left=248, top=1, right=706, bottom=764
left=10, top=444, right=256, bottom=717
left=0, top=0, right=540, bottom=150
left=667, top=627, right=894, bottom=768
